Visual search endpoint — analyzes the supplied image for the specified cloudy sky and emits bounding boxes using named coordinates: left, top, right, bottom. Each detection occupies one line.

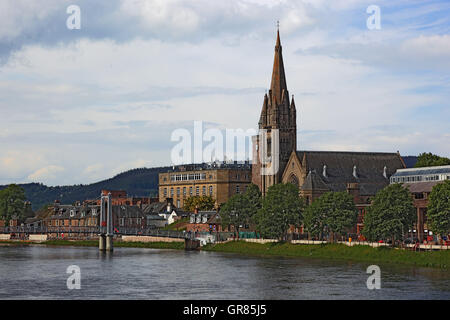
left=0, top=0, right=449, bottom=186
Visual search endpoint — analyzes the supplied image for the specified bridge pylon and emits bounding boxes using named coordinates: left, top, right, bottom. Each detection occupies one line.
left=99, top=192, right=113, bottom=252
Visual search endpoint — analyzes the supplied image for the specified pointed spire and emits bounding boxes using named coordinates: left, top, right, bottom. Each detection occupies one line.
left=270, top=27, right=288, bottom=106
left=259, top=93, right=269, bottom=126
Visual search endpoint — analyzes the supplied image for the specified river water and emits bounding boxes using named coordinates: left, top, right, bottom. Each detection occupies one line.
left=0, top=245, right=448, bottom=300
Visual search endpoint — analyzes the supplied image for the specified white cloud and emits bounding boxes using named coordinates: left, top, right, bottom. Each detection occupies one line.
left=0, top=0, right=449, bottom=187
left=27, top=165, right=65, bottom=182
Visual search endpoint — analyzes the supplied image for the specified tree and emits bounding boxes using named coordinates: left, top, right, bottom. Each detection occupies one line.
left=0, top=184, right=27, bottom=226
left=303, top=192, right=357, bottom=241
left=183, top=195, right=215, bottom=212
left=362, top=184, right=416, bottom=244
left=242, top=184, right=262, bottom=225
left=427, top=180, right=450, bottom=239
left=220, top=184, right=262, bottom=233
left=220, top=194, right=247, bottom=233
left=256, top=183, right=305, bottom=240
left=415, top=152, right=450, bottom=168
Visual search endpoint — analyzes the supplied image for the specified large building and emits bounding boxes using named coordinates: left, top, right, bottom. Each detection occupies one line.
left=252, top=29, right=297, bottom=196
left=390, top=165, right=450, bottom=242
left=252, top=29, right=406, bottom=236
left=158, top=162, right=252, bottom=208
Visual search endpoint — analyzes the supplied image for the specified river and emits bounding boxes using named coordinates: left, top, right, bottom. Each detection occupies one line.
left=0, top=245, right=448, bottom=300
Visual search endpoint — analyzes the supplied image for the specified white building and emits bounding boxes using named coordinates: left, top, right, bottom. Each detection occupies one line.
left=390, top=165, right=450, bottom=184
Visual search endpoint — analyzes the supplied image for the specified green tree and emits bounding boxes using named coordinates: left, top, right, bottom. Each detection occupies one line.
left=219, top=184, right=262, bottom=233
left=220, top=194, right=247, bottom=233
left=256, top=183, right=304, bottom=240
left=242, top=184, right=262, bottom=225
left=183, top=195, right=215, bottom=212
left=0, top=184, right=27, bottom=226
left=415, top=152, right=450, bottom=168
left=427, top=180, right=450, bottom=238
left=303, top=192, right=357, bottom=241
left=362, top=184, right=416, bottom=244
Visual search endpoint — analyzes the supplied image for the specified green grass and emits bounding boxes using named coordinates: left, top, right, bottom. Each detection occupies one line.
left=202, top=241, right=450, bottom=269
left=0, top=239, right=184, bottom=250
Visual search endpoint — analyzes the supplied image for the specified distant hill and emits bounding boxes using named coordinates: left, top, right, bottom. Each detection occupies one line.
left=0, top=166, right=171, bottom=211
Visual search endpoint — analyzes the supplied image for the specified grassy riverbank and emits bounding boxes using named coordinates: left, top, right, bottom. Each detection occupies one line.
left=202, top=241, right=450, bottom=269
left=0, top=239, right=184, bottom=250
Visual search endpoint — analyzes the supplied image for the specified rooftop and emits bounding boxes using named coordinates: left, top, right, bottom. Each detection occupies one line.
left=392, top=165, right=450, bottom=177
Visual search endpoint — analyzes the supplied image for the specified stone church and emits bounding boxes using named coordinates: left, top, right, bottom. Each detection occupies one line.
left=252, top=29, right=406, bottom=232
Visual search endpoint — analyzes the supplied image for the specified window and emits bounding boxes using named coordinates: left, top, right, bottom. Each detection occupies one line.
left=170, top=188, right=174, bottom=197
left=164, top=188, right=167, bottom=197
left=177, top=187, right=180, bottom=196
left=196, top=186, right=200, bottom=195
left=177, top=200, right=180, bottom=208
left=202, top=186, right=206, bottom=195
left=189, top=187, right=193, bottom=196
left=209, top=186, right=213, bottom=195
left=120, top=218, right=125, bottom=226
left=236, top=185, right=240, bottom=194
left=183, top=187, right=186, bottom=196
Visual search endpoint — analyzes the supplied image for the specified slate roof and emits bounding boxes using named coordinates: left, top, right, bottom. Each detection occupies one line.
left=403, top=181, right=443, bottom=193
left=296, top=151, right=405, bottom=196
left=142, top=202, right=168, bottom=215
left=301, top=170, right=329, bottom=191
left=47, top=204, right=144, bottom=219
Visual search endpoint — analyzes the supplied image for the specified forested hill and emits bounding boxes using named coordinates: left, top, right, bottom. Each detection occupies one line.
left=0, top=166, right=171, bottom=210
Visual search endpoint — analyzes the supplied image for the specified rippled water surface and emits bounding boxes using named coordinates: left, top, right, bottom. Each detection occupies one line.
left=0, top=245, right=448, bottom=299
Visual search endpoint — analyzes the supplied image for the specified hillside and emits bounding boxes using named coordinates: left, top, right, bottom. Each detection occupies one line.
left=0, top=166, right=171, bottom=210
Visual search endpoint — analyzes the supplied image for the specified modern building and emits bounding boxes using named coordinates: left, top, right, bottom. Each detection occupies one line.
left=158, top=162, right=252, bottom=208
left=390, top=165, right=450, bottom=242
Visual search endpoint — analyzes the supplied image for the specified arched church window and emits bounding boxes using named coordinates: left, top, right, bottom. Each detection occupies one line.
left=289, top=174, right=299, bottom=187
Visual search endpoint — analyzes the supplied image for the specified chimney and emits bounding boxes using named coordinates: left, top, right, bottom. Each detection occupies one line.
left=322, top=165, right=327, bottom=178
left=346, top=183, right=360, bottom=200
left=353, top=165, right=358, bottom=179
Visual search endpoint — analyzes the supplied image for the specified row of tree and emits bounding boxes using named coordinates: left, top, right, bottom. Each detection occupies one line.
left=218, top=180, right=450, bottom=242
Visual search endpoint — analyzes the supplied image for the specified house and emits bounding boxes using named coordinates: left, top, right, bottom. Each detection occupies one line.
left=142, top=198, right=179, bottom=226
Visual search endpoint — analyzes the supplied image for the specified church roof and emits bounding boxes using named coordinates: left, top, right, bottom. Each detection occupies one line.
left=301, top=170, right=329, bottom=191
left=296, top=151, right=405, bottom=196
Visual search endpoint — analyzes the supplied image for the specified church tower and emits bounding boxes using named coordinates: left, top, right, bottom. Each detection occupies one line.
left=252, top=28, right=297, bottom=196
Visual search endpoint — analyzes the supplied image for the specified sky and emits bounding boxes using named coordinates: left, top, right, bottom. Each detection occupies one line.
left=0, top=0, right=449, bottom=186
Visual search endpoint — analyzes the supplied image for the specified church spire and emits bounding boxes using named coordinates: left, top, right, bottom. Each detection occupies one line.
left=269, top=27, right=288, bottom=106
